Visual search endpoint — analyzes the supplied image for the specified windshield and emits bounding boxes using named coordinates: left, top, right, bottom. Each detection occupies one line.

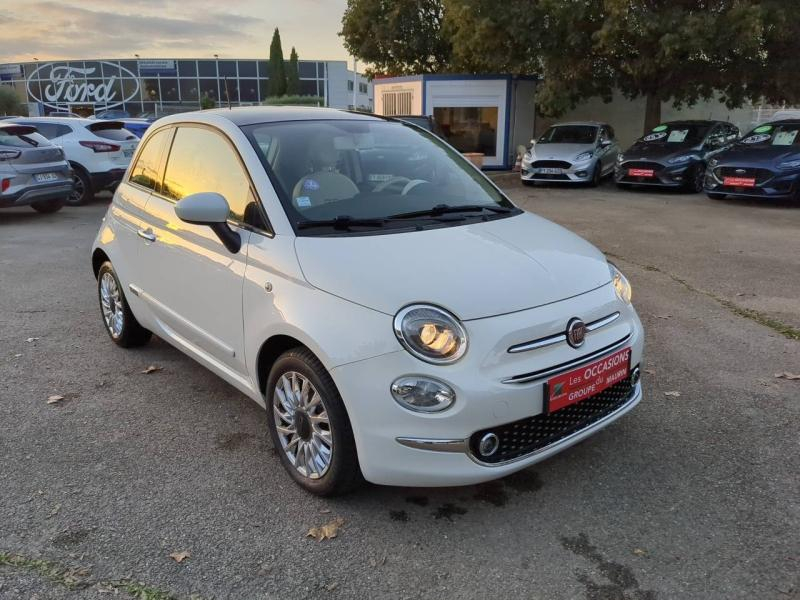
left=538, top=125, right=597, bottom=145
left=640, top=123, right=709, bottom=144
left=738, top=123, right=800, bottom=147
left=243, top=119, right=516, bottom=235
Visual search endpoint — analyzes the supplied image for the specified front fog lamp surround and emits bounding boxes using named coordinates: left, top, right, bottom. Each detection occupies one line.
left=393, top=304, right=468, bottom=364
left=609, top=263, right=633, bottom=304
left=391, top=376, right=456, bottom=413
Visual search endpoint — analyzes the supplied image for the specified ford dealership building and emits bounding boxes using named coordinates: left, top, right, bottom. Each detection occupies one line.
left=0, top=58, right=372, bottom=117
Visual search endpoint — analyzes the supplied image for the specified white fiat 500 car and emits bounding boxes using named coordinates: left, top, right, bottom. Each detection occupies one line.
left=91, top=107, right=644, bottom=495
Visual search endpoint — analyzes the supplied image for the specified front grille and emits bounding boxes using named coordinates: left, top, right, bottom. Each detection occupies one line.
left=714, top=167, right=773, bottom=185
left=469, top=373, right=636, bottom=464
left=531, top=160, right=572, bottom=169
left=621, top=160, right=662, bottom=171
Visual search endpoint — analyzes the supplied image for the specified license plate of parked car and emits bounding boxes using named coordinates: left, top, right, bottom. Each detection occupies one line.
left=628, top=168, right=654, bottom=177
left=34, top=173, right=59, bottom=183
left=124, top=149, right=134, bottom=158
left=537, top=168, right=563, bottom=175
left=544, top=347, right=631, bottom=414
left=723, top=176, right=756, bottom=187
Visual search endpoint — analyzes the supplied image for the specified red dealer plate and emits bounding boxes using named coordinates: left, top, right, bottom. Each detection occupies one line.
left=723, top=176, right=756, bottom=187
left=544, top=347, right=631, bottom=414
left=629, top=168, right=654, bottom=177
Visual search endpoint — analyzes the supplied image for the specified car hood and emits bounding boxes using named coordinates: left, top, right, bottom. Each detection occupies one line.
left=623, top=141, right=701, bottom=162
left=715, top=144, right=800, bottom=167
left=294, top=212, right=612, bottom=320
left=531, top=143, right=593, bottom=161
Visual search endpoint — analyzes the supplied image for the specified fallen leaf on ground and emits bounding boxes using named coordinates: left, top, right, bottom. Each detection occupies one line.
left=141, top=365, right=163, bottom=374
left=664, top=391, right=681, bottom=397
left=168, top=550, right=191, bottom=563
left=307, top=517, right=344, bottom=542
left=26, top=337, right=40, bottom=343
left=633, top=548, right=648, bottom=556
left=774, top=372, right=800, bottom=380
left=46, top=503, right=61, bottom=519
left=14, top=353, right=22, bottom=358
left=655, top=315, right=672, bottom=320
left=47, top=395, right=64, bottom=404
left=320, top=509, right=331, bottom=514
left=325, top=582, right=339, bottom=591
left=644, top=369, right=655, bottom=375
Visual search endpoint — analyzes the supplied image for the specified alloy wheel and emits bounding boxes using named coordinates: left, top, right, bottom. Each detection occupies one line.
left=99, top=272, right=124, bottom=337
left=70, top=173, right=85, bottom=204
left=272, top=371, right=333, bottom=479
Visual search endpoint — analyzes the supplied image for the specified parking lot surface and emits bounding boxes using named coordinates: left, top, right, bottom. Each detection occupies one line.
left=1, top=182, right=798, bottom=600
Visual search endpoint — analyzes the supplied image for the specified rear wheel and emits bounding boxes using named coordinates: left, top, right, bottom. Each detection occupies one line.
left=31, top=198, right=65, bottom=213
left=67, top=167, right=92, bottom=206
left=266, top=348, right=362, bottom=496
left=97, top=262, right=152, bottom=347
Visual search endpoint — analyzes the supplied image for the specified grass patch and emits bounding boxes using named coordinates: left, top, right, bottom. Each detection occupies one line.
left=107, top=579, right=179, bottom=600
left=606, top=252, right=800, bottom=341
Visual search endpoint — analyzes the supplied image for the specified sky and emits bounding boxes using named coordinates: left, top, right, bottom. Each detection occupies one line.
left=0, top=0, right=353, bottom=64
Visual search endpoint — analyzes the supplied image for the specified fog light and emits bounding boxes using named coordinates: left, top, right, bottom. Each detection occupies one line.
left=576, top=171, right=587, bottom=177
left=631, top=366, right=641, bottom=386
left=390, top=376, right=455, bottom=413
left=478, top=433, right=499, bottom=457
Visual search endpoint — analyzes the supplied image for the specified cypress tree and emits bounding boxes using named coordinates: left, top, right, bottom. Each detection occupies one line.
left=268, top=28, right=287, bottom=97
left=286, top=47, right=300, bottom=96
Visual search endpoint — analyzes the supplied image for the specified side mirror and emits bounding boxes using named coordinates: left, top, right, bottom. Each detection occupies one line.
left=175, top=192, right=241, bottom=253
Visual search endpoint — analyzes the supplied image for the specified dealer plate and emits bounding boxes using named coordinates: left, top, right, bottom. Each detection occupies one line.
left=628, top=168, right=654, bottom=177
left=34, top=172, right=59, bottom=183
left=723, top=176, right=755, bottom=187
left=544, top=347, right=631, bottom=414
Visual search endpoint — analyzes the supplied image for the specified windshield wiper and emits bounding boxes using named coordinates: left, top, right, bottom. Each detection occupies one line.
left=387, top=204, right=513, bottom=220
left=296, top=215, right=386, bottom=231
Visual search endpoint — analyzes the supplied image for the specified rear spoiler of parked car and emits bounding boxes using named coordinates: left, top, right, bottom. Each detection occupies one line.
left=86, top=121, right=125, bottom=132
left=0, top=124, right=38, bottom=136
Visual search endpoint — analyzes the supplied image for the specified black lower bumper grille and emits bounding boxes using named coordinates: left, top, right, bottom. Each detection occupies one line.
left=531, top=160, right=572, bottom=169
left=469, top=373, right=637, bottom=464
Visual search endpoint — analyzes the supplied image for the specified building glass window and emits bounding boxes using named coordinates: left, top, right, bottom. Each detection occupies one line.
left=197, top=60, right=217, bottom=77
left=257, top=61, right=269, bottom=77
left=299, top=62, right=316, bottom=78
left=220, top=78, right=239, bottom=103
left=199, top=78, right=218, bottom=100
left=433, top=106, right=499, bottom=156
left=239, top=79, right=258, bottom=102
left=142, top=79, right=160, bottom=102
left=120, top=61, right=139, bottom=76
left=238, top=61, right=257, bottom=77
left=178, top=60, right=197, bottom=77
left=160, top=78, right=179, bottom=102
left=179, top=79, right=199, bottom=102
left=218, top=60, right=237, bottom=78
left=101, top=62, right=121, bottom=78
left=347, top=79, right=354, bottom=92
left=258, top=79, right=268, bottom=101
left=299, top=80, right=318, bottom=97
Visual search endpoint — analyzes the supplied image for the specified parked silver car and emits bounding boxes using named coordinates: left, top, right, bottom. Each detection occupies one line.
left=0, top=123, right=73, bottom=213
left=521, top=122, right=620, bottom=186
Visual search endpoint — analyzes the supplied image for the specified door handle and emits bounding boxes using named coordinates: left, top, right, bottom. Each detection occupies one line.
left=137, top=228, right=156, bottom=242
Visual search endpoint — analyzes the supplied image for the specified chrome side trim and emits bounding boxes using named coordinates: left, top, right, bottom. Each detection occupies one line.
left=468, top=383, right=641, bottom=467
left=508, top=312, right=621, bottom=354
left=502, top=332, right=632, bottom=384
left=395, top=437, right=468, bottom=453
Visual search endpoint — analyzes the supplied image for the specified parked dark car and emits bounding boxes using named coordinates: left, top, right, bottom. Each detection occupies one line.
left=115, top=118, right=151, bottom=139
left=615, top=120, right=739, bottom=192
left=704, top=120, right=800, bottom=201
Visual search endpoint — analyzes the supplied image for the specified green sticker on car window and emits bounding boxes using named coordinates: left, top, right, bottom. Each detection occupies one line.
left=652, top=125, right=668, bottom=132
left=754, top=125, right=773, bottom=133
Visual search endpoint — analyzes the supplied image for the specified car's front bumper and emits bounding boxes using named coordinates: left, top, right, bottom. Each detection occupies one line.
left=615, top=160, right=695, bottom=187
left=704, top=165, right=799, bottom=199
left=330, top=284, right=644, bottom=487
left=521, top=158, right=597, bottom=183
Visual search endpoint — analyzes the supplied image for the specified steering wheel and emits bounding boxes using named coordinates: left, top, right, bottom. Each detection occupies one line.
left=373, top=176, right=430, bottom=195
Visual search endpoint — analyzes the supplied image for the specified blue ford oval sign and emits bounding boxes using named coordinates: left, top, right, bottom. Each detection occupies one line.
left=27, top=61, right=139, bottom=110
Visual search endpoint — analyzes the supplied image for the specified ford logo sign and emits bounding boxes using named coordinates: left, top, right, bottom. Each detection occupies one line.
left=27, top=62, right=139, bottom=110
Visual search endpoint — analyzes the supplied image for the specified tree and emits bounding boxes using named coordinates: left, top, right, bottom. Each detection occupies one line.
left=340, top=0, right=451, bottom=75
left=200, top=93, right=216, bottom=110
left=444, top=0, right=778, bottom=132
left=0, top=86, right=21, bottom=115
left=286, top=47, right=300, bottom=96
left=268, top=28, right=287, bottom=97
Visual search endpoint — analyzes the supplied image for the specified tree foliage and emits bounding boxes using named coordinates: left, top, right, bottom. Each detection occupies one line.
left=268, top=28, right=287, bottom=97
left=287, top=47, right=300, bottom=96
left=340, top=0, right=451, bottom=75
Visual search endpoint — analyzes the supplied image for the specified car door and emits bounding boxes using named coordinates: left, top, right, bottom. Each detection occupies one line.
left=137, top=124, right=256, bottom=377
left=111, top=126, right=174, bottom=319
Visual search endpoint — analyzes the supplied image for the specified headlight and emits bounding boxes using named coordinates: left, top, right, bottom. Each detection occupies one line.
left=778, top=159, right=800, bottom=170
left=393, top=304, right=468, bottom=364
left=575, top=151, right=594, bottom=162
left=609, top=263, right=632, bottom=304
left=709, top=157, right=719, bottom=167
left=668, top=154, right=693, bottom=164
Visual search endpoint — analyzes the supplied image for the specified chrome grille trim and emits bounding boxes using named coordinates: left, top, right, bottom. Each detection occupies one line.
left=507, top=311, right=621, bottom=354
left=502, top=332, right=632, bottom=384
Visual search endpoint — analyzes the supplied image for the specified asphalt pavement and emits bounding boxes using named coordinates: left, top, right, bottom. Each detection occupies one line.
left=1, top=181, right=798, bottom=600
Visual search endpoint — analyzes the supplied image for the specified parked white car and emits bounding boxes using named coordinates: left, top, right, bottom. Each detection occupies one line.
left=91, top=107, right=644, bottom=495
left=9, top=117, right=138, bottom=205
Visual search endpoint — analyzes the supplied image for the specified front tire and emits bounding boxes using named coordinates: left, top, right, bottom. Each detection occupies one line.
left=266, top=348, right=362, bottom=496
left=686, top=163, right=706, bottom=193
left=589, top=162, right=602, bottom=187
left=97, top=262, right=152, bottom=347
left=31, top=198, right=65, bottom=213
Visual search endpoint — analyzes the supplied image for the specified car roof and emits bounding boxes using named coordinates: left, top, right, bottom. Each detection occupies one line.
left=549, top=121, right=606, bottom=127
left=181, top=106, right=383, bottom=127
left=11, top=116, right=94, bottom=125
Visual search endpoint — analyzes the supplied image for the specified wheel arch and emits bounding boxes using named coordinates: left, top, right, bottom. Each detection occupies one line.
left=92, top=248, right=110, bottom=279
left=256, top=334, right=313, bottom=396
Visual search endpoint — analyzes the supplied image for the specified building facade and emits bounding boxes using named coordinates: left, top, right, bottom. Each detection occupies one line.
left=0, top=58, right=372, bottom=117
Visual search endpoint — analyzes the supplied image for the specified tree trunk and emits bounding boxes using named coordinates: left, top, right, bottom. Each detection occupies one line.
left=644, top=93, right=662, bottom=134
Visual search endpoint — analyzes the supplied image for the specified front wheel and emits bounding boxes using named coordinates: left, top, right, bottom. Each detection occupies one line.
left=686, top=164, right=706, bottom=193
left=31, top=198, right=65, bottom=213
left=266, top=348, right=362, bottom=496
left=589, top=162, right=602, bottom=187
left=97, top=262, right=152, bottom=347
